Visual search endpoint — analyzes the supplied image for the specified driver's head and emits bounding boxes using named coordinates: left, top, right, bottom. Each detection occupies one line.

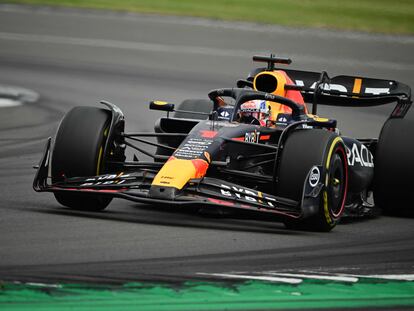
left=238, top=100, right=270, bottom=126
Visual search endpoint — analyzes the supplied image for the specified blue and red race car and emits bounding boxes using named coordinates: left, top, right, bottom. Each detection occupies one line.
left=34, top=55, right=414, bottom=231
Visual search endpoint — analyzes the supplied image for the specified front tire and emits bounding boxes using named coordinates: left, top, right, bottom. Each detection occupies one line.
left=278, top=129, right=348, bottom=232
left=52, top=106, right=113, bottom=211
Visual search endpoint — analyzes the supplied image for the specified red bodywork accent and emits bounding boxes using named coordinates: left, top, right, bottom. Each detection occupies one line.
left=273, top=70, right=308, bottom=115
left=259, top=135, right=270, bottom=141
left=200, top=130, right=218, bottom=138
left=52, top=187, right=125, bottom=193
left=191, top=158, right=209, bottom=178
left=207, top=198, right=235, bottom=207
left=232, top=137, right=245, bottom=141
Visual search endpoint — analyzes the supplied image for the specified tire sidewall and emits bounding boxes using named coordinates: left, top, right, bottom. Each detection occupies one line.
left=278, top=129, right=347, bottom=231
left=51, top=106, right=113, bottom=211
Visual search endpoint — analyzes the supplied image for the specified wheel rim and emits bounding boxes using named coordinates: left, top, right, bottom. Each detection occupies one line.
left=328, top=146, right=347, bottom=218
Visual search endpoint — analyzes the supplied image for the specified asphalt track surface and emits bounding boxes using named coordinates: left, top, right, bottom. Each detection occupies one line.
left=0, top=4, right=413, bottom=290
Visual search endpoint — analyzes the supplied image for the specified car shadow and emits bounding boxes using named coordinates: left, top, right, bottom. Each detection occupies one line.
left=33, top=201, right=307, bottom=236
left=383, top=209, right=414, bottom=219
left=340, top=205, right=414, bottom=224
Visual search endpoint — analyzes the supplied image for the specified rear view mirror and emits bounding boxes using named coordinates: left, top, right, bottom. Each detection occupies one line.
left=149, top=101, right=175, bottom=112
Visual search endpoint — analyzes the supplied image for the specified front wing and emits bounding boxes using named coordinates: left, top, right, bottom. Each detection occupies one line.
left=34, top=139, right=321, bottom=220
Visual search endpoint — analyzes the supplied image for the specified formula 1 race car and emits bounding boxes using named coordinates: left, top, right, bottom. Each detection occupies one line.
left=33, top=55, right=413, bottom=231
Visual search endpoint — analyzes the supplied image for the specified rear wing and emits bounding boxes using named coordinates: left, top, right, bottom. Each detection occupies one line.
left=248, top=55, right=412, bottom=118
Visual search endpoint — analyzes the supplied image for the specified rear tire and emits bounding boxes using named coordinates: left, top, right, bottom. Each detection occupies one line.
left=374, top=118, right=414, bottom=214
left=173, top=99, right=213, bottom=120
left=52, top=106, right=113, bottom=211
left=278, top=129, right=348, bottom=232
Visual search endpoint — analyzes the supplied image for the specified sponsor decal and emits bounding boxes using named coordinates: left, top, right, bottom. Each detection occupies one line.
left=217, top=106, right=233, bottom=120
left=295, top=79, right=390, bottom=95
left=174, top=137, right=214, bottom=159
left=240, top=100, right=267, bottom=112
left=219, top=183, right=277, bottom=208
left=80, top=173, right=130, bottom=186
left=346, top=143, right=374, bottom=167
left=220, top=110, right=230, bottom=118
left=205, top=120, right=240, bottom=127
left=365, top=87, right=390, bottom=95
left=241, top=101, right=259, bottom=111
left=309, top=166, right=320, bottom=187
left=276, top=113, right=292, bottom=126
left=244, top=130, right=260, bottom=143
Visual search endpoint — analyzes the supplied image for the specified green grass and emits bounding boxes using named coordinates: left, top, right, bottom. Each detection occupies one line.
left=2, top=279, right=414, bottom=311
left=2, top=0, right=414, bottom=34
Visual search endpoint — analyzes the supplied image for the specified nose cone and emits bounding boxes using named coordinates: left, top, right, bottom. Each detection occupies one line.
left=149, top=157, right=209, bottom=199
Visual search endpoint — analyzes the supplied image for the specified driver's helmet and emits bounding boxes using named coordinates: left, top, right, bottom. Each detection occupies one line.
left=238, top=100, right=270, bottom=126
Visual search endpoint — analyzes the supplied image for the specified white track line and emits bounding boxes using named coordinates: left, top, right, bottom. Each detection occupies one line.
left=339, top=274, right=414, bottom=281
left=265, top=272, right=359, bottom=283
left=25, top=282, right=62, bottom=288
left=198, top=271, right=414, bottom=284
left=0, top=98, right=21, bottom=107
left=0, top=86, right=39, bottom=107
left=197, top=273, right=302, bottom=284
left=298, top=270, right=414, bottom=282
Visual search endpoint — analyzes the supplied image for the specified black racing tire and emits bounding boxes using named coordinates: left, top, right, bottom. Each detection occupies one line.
left=173, top=99, right=213, bottom=120
left=278, top=129, right=348, bottom=232
left=374, top=118, right=414, bottom=214
left=51, top=106, right=113, bottom=211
